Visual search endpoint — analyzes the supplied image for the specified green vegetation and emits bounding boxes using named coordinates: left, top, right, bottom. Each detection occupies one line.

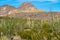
left=0, top=17, right=60, bottom=40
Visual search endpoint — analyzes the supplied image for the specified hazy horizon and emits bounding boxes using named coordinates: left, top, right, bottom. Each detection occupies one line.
left=0, top=0, right=60, bottom=12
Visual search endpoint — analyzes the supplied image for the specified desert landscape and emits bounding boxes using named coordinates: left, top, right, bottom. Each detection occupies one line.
left=0, top=2, right=60, bottom=40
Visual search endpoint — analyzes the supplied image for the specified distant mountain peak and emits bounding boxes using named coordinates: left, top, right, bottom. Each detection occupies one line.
left=0, top=5, right=16, bottom=15
left=22, top=2, right=32, bottom=5
left=18, top=2, right=45, bottom=12
left=18, top=2, right=36, bottom=10
left=0, top=5, right=16, bottom=10
left=0, top=2, right=45, bottom=17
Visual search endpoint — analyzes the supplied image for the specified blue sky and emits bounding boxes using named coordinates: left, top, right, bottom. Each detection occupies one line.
left=0, top=0, right=60, bottom=12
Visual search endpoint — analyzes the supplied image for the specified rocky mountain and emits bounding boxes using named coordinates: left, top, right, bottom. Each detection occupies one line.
left=0, top=2, right=60, bottom=20
left=18, top=2, right=35, bottom=10
left=0, top=5, right=15, bottom=12
left=0, top=2, right=45, bottom=17
left=0, top=5, right=16, bottom=16
left=18, top=2, right=45, bottom=12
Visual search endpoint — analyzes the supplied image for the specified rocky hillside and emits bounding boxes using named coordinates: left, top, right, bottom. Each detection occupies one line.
left=0, top=5, right=16, bottom=16
left=18, top=2, right=45, bottom=12
left=1, top=2, right=60, bottom=20
left=0, top=2, right=45, bottom=16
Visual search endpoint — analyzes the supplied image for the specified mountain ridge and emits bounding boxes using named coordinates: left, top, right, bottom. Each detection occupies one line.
left=0, top=2, right=45, bottom=17
left=0, top=2, right=45, bottom=12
